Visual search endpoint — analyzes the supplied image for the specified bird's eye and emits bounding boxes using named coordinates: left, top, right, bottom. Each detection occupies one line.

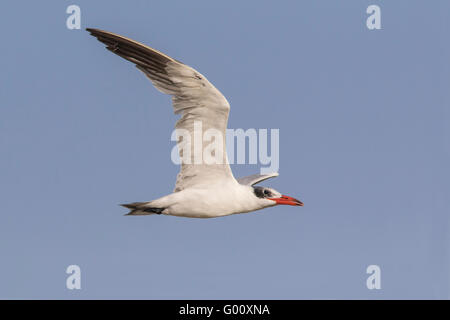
left=263, top=189, right=270, bottom=197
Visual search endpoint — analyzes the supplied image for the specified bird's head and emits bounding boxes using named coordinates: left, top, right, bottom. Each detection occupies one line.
left=252, top=186, right=303, bottom=207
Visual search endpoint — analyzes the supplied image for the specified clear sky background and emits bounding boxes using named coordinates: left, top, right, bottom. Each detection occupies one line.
left=0, top=0, right=449, bottom=299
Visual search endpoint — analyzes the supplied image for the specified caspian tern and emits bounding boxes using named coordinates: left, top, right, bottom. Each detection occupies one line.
left=87, top=28, right=303, bottom=218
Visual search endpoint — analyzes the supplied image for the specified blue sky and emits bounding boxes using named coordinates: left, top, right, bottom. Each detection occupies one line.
left=0, top=0, right=449, bottom=299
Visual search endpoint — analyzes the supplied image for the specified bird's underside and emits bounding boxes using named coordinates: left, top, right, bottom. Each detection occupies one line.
left=87, top=28, right=303, bottom=218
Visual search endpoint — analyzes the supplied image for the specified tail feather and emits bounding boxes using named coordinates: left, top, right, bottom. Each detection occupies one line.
left=120, top=202, right=165, bottom=216
left=120, top=202, right=148, bottom=210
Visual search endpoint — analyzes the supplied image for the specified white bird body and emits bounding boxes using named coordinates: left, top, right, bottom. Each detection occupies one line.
left=142, top=182, right=275, bottom=218
left=87, top=28, right=303, bottom=218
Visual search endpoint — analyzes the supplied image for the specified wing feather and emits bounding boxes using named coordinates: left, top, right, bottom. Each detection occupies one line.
left=87, top=28, right=235, bottom=191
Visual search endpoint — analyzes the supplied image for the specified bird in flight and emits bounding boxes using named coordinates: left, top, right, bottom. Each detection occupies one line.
left=87, top=28, right=303, bottom=218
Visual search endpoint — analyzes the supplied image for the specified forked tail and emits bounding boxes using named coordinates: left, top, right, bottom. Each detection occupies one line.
left=120, top=202, right=165, bottom=215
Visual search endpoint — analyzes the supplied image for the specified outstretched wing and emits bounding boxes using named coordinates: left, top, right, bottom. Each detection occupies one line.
left=87, top=28, right=236, bottom=191
left=237, top=172, right=279, bottom=186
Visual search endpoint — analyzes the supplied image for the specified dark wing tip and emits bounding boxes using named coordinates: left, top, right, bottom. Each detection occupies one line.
left=86, top=28, right=186, bottom=94
left=86, top=28, right=100, bottom=36
left=85, top=28, right=177, bottom=67
left=86, top=27, right=101, bottom=34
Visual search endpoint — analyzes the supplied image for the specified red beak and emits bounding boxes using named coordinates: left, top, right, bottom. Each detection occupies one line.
left=268, top=195, right=303, bottom=206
